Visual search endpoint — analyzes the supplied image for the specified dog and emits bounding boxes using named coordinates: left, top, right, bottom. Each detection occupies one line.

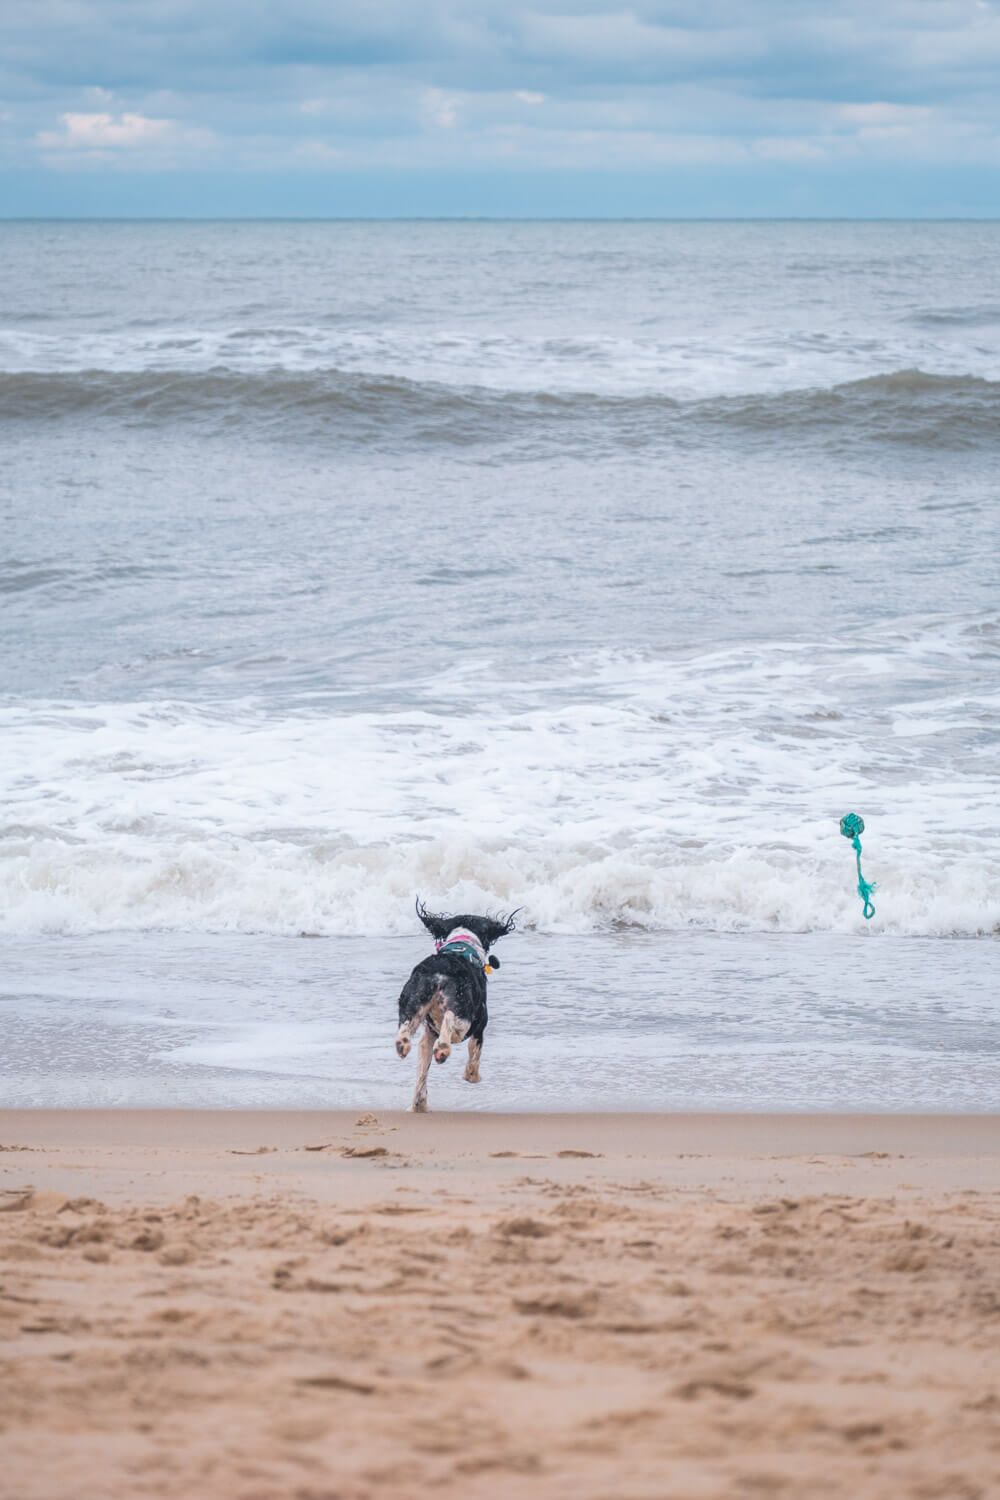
left=395, top=899, right=518, bottom=1112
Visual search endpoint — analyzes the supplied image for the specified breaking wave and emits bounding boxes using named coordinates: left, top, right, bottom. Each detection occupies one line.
left=2, top=834, right=996, bottom=940
left=2, top=367, right=998, bottom=451
left=2, top=623, right=998, bottom=940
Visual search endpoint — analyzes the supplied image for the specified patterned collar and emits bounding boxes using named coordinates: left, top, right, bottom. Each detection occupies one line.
left=435, top=927, right=487, bottom=967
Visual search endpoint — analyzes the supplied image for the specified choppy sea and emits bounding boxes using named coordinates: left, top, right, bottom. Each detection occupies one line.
left=1, top=220, right=997, bottom=1109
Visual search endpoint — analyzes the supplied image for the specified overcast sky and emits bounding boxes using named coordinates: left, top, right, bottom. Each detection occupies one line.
left=3, top=0, right=1000, bottom=216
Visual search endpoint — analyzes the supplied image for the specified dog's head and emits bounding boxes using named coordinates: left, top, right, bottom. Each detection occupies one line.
left=415, top=898, right=519, bottom=954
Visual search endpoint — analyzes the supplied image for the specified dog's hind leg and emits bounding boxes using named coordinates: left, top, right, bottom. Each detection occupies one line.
left=433, top=1011, right=469, bottom=1065
left=463, top=1035, right=482, bottom=1083
left=411, top=1026, right=434, bottom=1112
left=395, top=1012, right=421, bottom=1059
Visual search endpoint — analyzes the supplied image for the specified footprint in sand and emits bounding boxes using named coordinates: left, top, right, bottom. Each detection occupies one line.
left=673, top=1377, right=756, bottom=1401
left=158, top=1244, right=192, bottom=1266
left=513, top=1291, right=598, bottom=1320
left=296, top=1373, right=376, bottom=1395
left=0, top=1188, right=35, bottom=1212
left=130, top=1228, right=165, bottom=1252
left=490, top=1150, right=546, bottom=1159
left=494, top=1217, right=552, bottom=1239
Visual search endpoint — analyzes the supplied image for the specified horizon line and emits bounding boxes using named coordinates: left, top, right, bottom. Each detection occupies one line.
left=3, top=214, right=1000, bottom=224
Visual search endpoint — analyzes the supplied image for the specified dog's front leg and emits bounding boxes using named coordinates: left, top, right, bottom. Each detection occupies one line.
left=411, top=1027, right=434, bottom=1112
left=464, top=1036, right=482, bottom=1083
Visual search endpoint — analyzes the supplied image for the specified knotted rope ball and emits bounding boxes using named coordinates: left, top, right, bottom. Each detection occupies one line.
left=839, top=812, right=876, bottom=920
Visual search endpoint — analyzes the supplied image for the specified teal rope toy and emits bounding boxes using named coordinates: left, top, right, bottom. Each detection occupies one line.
left=839, top=813, right=876, bottom=920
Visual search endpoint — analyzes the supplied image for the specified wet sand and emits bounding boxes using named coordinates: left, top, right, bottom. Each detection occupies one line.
left=1, top=1110, right=998, bottom=1499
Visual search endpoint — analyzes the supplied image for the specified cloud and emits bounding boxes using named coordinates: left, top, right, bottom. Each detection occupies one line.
left=2, top=0, right=1000, bottom=188
left=32, top=107, right=214, bottom=169
left=421, top=88, right=459, bottom=129
left=293, top=138, right=343, bottom=161
left=839, top=102, right=932, bottom=128
left=515, top=10, right=766, bottom=70
left=36, top=111, right=179, bottom=149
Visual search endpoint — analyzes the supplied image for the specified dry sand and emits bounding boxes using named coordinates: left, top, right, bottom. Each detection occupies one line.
left=1, top=1110, right=998, bottom=1500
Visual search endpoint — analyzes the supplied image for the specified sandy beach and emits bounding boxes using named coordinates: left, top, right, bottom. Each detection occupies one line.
left=1, top=1110, right=998, bottom=1500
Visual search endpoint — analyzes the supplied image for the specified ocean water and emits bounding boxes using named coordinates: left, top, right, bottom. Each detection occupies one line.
left=1, top=220, right=998, bottom=1110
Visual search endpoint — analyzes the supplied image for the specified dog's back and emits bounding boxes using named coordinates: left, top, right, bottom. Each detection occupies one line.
left=398, top=950, right=488, bottom=1048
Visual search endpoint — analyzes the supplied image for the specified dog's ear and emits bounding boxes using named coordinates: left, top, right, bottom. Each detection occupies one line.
left=415, top=897, right=453, bottom=941
left=483, top=908, right=520, bottom=947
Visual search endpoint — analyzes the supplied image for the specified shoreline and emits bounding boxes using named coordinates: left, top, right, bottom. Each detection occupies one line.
left=4, top=930, right=997, bottom=1112
left=3, top=924, right=995, bottom=1116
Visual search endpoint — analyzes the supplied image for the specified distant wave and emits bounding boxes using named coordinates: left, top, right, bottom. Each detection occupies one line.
left=908, top=304, right=1000, bottom=328
left=2, top=367, right=998, bottom=449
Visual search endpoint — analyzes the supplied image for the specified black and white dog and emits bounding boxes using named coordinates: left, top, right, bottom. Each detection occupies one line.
left=395, top=900, right=518, bottom=1112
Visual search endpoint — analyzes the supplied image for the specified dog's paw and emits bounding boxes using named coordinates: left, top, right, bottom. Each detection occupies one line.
left=396, top=1036, right=411, bottom=1059
left=463, top=1066, right=481, bottom=1083
left=410, top=1095, right=429, bottom=1113
left=433, top=1043, right=451, bottom=1065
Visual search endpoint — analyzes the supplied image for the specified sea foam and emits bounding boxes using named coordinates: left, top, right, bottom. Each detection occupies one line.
left=2, top=624, right=997, bottom=939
